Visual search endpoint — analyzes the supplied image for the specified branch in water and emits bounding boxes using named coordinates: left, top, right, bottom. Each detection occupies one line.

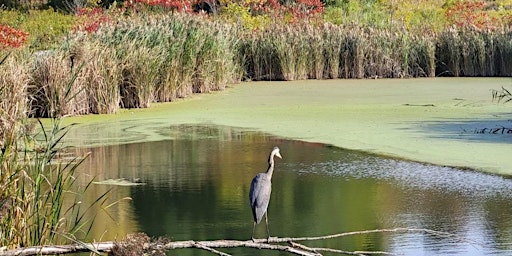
left=0, top=228, right=480, bottom=256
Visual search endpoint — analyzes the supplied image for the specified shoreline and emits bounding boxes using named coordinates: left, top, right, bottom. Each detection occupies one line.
left=61, top=77, right=512, bottom=175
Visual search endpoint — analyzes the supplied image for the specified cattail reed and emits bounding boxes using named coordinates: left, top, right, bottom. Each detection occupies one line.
left=29, top=49, right=88, bottom=117
left=0, top=55, right=29, bottom=148
left=1, top=53, right=101, bottom=248
left=0, top=13, right=507, bottom=118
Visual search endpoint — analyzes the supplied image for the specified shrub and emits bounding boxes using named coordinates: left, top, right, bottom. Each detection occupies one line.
left=444, top=0, right=507, bottom=30
left=0, top=24, right=29, bottom=49
left=1, top=9, right=75, bottom=50
left=220, top=3, right=271, bottom=30
left=74, top=7, right=114, bottom=34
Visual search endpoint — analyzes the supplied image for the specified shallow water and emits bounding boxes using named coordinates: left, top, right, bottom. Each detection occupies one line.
left=74, top=124, right=512, bottom=255
left=62, top=78, right=512, bottom=175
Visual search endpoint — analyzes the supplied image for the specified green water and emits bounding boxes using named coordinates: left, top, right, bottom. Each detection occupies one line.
left=75, top=125, right=512, bottom=255
left=63, top=77, right=512, bottom=175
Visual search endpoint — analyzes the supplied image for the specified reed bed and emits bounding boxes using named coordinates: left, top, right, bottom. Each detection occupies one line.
left=1, top=53, right=103, bottom=248
left=436, top=29, right=512, bottom=77
left=29, top=49, right=89, bottom=117
left=0, top=54, right=30, bottom=149
left=25, top=14, right=239, bottom=116
left=70, top=40, right=123, bottom=114
left=0, top=118, right=103, bottom=248
left=93, top=15, right=238, bottom=104
left=2, top=14, right=509, bottom=118
left=238, top=23, right=440, bottom=80
left=0, top=56, right=31, bottom=245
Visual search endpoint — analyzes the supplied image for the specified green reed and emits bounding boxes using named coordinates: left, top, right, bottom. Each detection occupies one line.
left=1, top=53, right=104, bottom=248
left=436, top=29, right=512, bottom=77
left=89, top=14, right=238, bottom=104
left=10, top=13, right=512, bottom=117
left=240, top=23, right=512, bottom=80
left=71, top=41, right=122, bottom=114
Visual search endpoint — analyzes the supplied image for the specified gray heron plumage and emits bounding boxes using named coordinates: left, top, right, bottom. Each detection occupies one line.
left=249, top=146, right=282, bottom=241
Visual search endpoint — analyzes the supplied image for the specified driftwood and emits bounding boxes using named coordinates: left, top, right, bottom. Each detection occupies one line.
left=0, top=228, right=480, bottom=256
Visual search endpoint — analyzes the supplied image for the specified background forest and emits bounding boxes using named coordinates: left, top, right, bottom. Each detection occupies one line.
left=1, top=0, right=511, bottom=51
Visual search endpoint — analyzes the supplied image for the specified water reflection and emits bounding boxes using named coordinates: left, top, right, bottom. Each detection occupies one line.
left=75, top=124, right=512, bottom=255
left=416, top=114, right=512, bottom=144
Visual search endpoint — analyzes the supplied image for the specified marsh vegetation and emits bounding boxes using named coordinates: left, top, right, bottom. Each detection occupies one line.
left=1, top=0, right=512, bottom=250
left=1, top=0, right=512, bottom=117
left=1, top=15, right=511, bottom=118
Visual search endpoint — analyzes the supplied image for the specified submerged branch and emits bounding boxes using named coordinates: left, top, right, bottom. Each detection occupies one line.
left=0, top=242, right=114, bottom=256
left=0, top=228, right=481, bottom=256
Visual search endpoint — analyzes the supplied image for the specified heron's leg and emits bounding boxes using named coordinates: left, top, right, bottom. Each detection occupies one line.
left=265, top=211, right=270, bottom=242
left=251, top=222, right=256, bottom=241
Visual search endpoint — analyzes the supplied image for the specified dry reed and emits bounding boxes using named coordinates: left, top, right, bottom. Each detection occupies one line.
left=0, top=54, right=30, bottom=149
left=28, top=49, right=88, bottom=117
left=3, top=14, right=510, bottom=117
left=1, top=53, right=102, bottom=248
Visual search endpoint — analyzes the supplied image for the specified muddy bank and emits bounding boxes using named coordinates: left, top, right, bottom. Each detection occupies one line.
left=62, top=78, right=512, bottom=175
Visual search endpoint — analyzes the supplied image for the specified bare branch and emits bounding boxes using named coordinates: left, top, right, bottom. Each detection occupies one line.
left=313, top=247, right=395, bottom=255
left=161, top=240, right=320, bottom=256
left=266, top=227, right=483, bottom=246
left=0, top=242, right=114, bottom=256
left=288, top=241, right=321, bottom=255
left=192, top=243, right=232, bottom=256
left=0, top=228, right=483, bottom=256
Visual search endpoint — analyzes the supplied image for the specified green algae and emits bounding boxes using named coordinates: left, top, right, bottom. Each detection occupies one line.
left=61, top=77, right=512, bottom=175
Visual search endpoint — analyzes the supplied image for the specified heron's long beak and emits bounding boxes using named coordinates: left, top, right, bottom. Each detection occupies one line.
left=276, top=152, right=282, bottom=159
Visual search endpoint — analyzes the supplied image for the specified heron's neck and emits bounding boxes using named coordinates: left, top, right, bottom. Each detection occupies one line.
left=266, top=155, right=275, bottom=178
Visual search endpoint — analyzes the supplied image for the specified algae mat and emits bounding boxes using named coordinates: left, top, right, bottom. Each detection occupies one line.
left=64, top=78, right=512, bottom=175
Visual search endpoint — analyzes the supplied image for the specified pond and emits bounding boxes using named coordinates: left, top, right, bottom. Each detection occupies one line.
left=74, top=124, right=512, bottom=255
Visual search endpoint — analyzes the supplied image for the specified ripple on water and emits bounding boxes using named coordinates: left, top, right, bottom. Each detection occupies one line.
left=295, top=156, right=512, bottom=199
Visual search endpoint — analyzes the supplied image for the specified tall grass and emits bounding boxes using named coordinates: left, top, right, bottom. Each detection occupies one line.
left=0, top=55, right=31, bottom=246
left=436, top=29, right=512, bottom=77
left=71, top=40, right=122, bottom=114
left=240, top=23, right=511, bottom=80
left=26, top=13, right=239, bottom=113
left=91, top=14, right=238, bottom=104
left=0, top=53, right=29, bottom=150
left=0, top=117, right=104, bottom=247
left=2, top=13, right=511, bottom=118
left=0, top=53, right=107, bottom=248
left=29, top=49, right=88, bottom=117
left=238, top=23, right=438, bottom=80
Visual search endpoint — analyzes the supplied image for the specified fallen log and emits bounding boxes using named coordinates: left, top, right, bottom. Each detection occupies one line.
left=0, top=242, right=114, bottom=256
left=0, top=228, right=480, bottom=256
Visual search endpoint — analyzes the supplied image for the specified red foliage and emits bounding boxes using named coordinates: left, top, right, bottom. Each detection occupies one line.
left=245, top=0, right=324, bottom=21
left=0, top=24, right=29, bottom=49
left=445, top=0, right=497, bottom=30
left=131, top=0, right=194, bottom=12
left=74, top=8, right=113, bottom=34
left=246, top=0, right=283, bottom=16
left=288, top=0, right=324, bottom=20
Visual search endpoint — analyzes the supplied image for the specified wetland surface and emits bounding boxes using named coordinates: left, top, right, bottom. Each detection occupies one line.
left=65, top=78, right=512, bottom=174
left=61, top=78, right=512, bottom=254
left=76, top=125, right=512, bottom=255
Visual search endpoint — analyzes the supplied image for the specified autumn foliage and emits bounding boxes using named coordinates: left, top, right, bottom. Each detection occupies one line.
left=0, top=24, right=29, bottom=49
left=239, top=0, right=324, bottom=21
left=74, top=8, right=114, bottom=34
left=132, top=0, right=194, bottom=11
left=445, top=0, right=498, bottom=30
left=288, top=0, right=325, bottom=20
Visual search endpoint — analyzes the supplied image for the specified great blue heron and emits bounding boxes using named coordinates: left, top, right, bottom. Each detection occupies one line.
left=249, top=146, right=282, bottom=241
